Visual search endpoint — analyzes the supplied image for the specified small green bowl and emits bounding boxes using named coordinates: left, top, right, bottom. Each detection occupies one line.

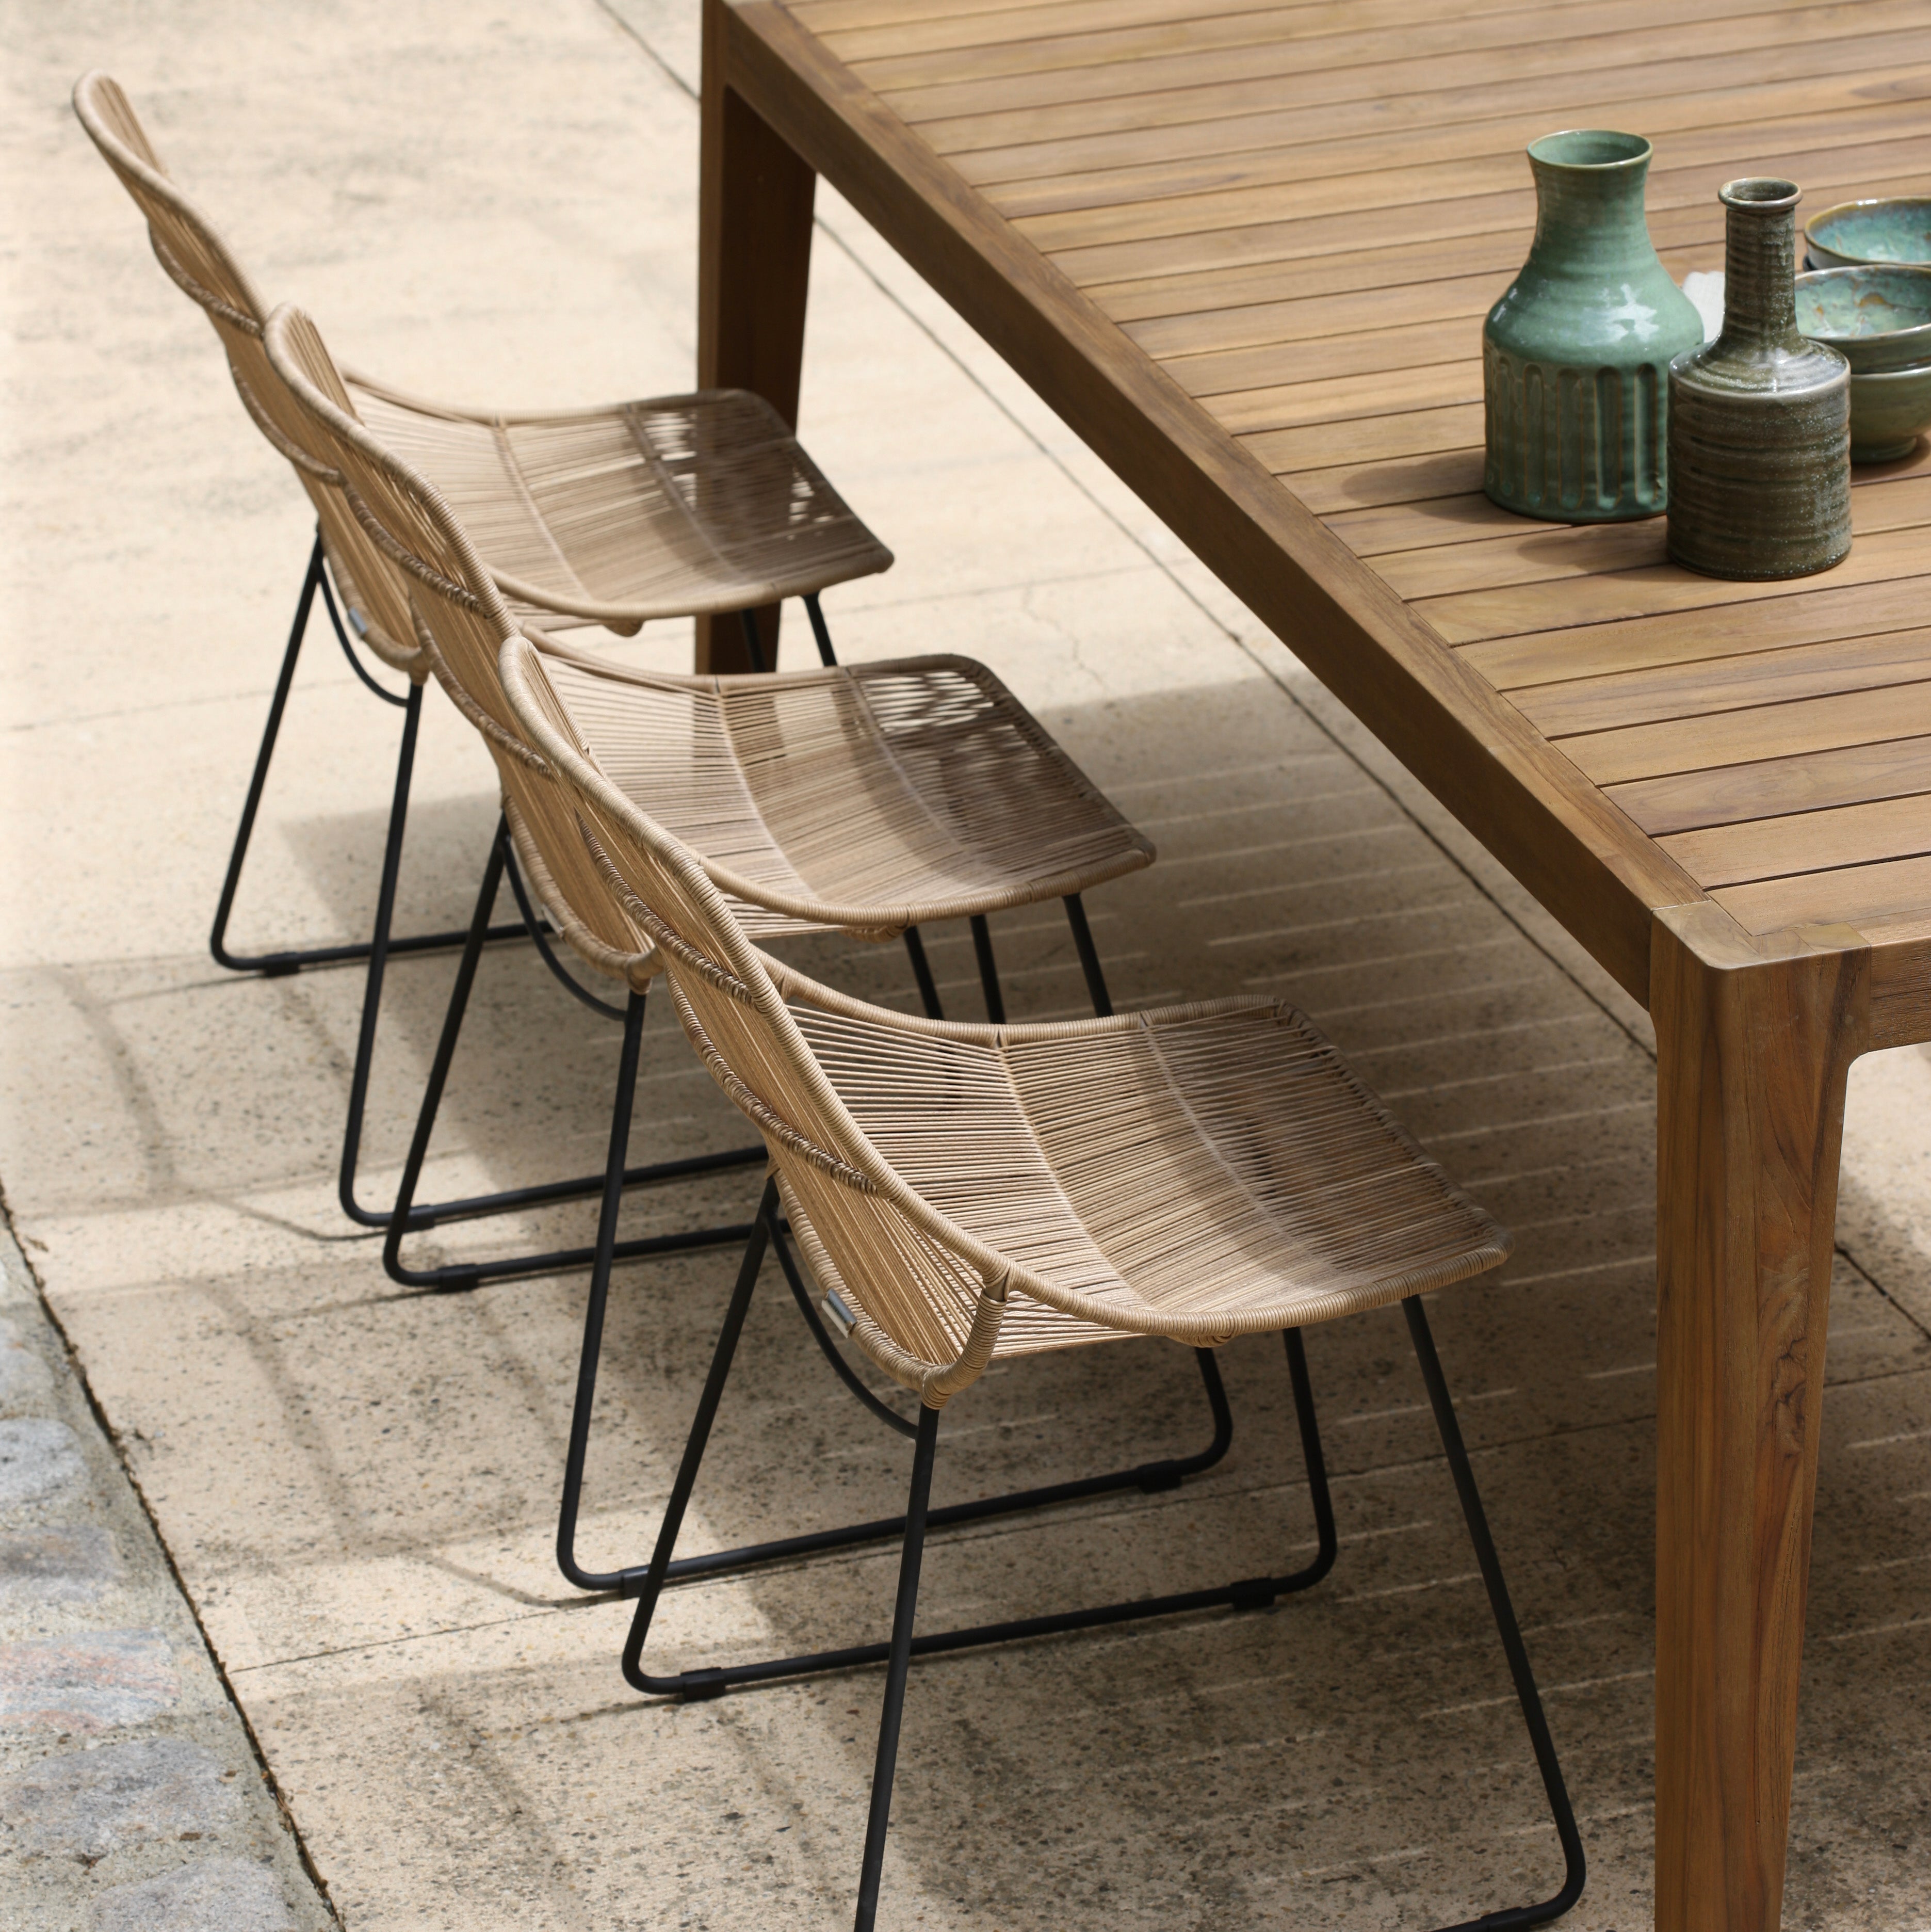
left=1795, top=266, right=1931, bottom=373
left=1805, top=197, right=1931, bottom=271
left=1847, top=362, right=1931, bottom=463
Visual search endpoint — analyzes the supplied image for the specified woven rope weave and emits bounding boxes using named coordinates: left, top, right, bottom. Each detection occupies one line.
left=73, top=71, right=895, bottom=658
left=501, top=634, right=1513, bottom=1408
left=74, top=72, right=424, bottom=676
left=263, top=304, right=1157, bottom=1003
left=350, top=379, right=898, bottom=624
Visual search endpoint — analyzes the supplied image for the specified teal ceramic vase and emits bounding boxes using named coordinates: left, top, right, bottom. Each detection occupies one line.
left=1483, top=130, right=1705, bottom=520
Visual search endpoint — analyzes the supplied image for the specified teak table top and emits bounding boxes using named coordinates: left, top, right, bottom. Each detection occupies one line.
left=720, top=0, right=1931, bottom=1046
left=699, top=4, right=1929, bottom=1928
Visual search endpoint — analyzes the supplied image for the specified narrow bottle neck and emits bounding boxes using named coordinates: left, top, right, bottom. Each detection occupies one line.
left=1722, top=204, right=1799, bottom=346
left=1530, top=161, right=1652, bottom=260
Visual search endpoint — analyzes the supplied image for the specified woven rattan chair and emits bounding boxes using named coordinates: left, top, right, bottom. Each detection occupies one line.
left=258, top=304, right=1233, bottom=1596
left=501, top=627, right=1588, bottom=1931
left=75, top=73, right=911, bottom=1251
left=76, top=69, right=496, bottom=976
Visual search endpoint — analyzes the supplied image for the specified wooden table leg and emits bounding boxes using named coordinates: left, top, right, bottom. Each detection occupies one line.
left=1651, top=905, right=1868, bottom=1931
left=696, top=0, right=816, bottom=675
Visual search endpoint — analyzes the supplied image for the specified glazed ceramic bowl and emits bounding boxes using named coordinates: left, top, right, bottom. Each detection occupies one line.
left=1794, top=265, right=1931, bottom=373
left=1846, top=362, right=1931, bottom=462
left=1805, top=197, right=1931, bottom=271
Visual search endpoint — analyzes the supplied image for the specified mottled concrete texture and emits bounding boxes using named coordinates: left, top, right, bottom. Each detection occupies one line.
left=3, top=1736, right=240, bottom=1856
left=93, top=1855, right=294, bottom=1932
left=3, top=3, right=1929, bottom=1929
left=0, top=1232, right=330, bottom=1927
left=0, top=1422, right=90, bottom=1510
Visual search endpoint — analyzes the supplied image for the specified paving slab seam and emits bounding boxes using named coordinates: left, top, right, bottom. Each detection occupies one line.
left=209, top=1427, right=1634, bottom=1686
left=0, top=1192, right=338, bottom=1931
left=1832, top=1231, right=1931, bottom=1343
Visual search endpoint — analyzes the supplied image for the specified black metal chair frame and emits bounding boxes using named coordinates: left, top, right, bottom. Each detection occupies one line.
left=367, top=813, right=769, bottom=1289
left=547, top=993, right=1232, bottom=1600
left=371, top=820, right=1225, bottom=1605
left=300, top=585, right=1221, bottom=1613
left=374, top=807, right=1224, bottom=1617
left=620, top=1177, right=1587, bottom=1932
left=358, top=602, right=1119, bottom=1276
left=210, top=527, right=527, bottom=976
left=334, top=605, right=804, bottom=1242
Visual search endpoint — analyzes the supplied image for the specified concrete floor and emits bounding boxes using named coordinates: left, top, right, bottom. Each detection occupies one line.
left=4, top=3, right=1930, bottom=1927
left=0, top=1214, right=332, bottom=1930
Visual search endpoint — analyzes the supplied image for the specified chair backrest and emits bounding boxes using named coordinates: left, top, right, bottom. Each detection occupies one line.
left=270, top=300, right=1009, bottom=1388
left=500, top=630, right=1012, bottom=1396
left=72, top=72, right=416, bottom=667
left=262, top=301, right=659, bottom=972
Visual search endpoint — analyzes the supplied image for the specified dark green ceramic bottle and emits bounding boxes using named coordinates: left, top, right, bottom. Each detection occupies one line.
left=1666, top=180, right=1851, bottom=580
left=1484, top=129, right=1704, bottom=522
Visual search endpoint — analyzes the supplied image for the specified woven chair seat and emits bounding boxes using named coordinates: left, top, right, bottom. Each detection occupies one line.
left=534, top=645, right=1154, bottom=943
left=495, top=641, right=1577, bottom=1932
left=500, top=626, right=1500, bottom=1396
left=74, top=73, right=890, bottom=658
left=348, top=378, right=893, bottom=629
left=764, top=965, right=1510, bottom=1372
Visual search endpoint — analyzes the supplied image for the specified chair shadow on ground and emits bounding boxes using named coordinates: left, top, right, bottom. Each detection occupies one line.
left=49, top=675, right=1931, bottom=1928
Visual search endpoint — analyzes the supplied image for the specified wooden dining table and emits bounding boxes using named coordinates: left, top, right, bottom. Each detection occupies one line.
left=691, top=1, right=1931, bottom=1924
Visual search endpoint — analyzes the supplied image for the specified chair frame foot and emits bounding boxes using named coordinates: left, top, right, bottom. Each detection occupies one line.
left=367, top=817, right=767, bottom=1285
left=557, top=1181, right=1235, bottom=1595
left=210, top=529, right=525, bottom=976
left=618, top=1253, right=1584, bottom=1932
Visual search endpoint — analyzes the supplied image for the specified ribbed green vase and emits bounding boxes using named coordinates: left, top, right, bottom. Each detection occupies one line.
left=1484, top=130, right=1705, bottom=521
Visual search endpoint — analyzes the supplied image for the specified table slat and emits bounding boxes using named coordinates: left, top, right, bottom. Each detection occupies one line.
left=1043, top=158, right=1926, bottom=294
left=1088, top=234, right=1710, bottom=325
left=1010, top=130, right=1931, bottom=260
left=1419, top=526, right=1931, bottom=645
left=1660, top=791, right=1931, bottom=884
left=1714, top=850, right=1931, bottom=931
left=1517, top=629, right=1931, bottom=738
left=1610, top=735, right=1931, bottom=835
left=1378, top=475, right=1931, bottom=601
left=911, top=19, right=1931, bottom=158
left=949, top=65, right=1931, bottom=191
left=980, top=89, right=1931, bottom=219
left=821, top=0, right=1605, bottom=70
left=1561, top=682, right=1931, bottom=788
left=1462, top=575, right=1931, bottom=687
left=863, top=0, right=1803, bottom=122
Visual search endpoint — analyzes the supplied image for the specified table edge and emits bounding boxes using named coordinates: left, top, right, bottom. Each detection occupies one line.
left=723, top=0, right=1931, bottom=1036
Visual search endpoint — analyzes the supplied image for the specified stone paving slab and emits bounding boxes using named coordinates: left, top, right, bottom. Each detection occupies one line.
left=4, top=3, right=1931, bottom=1928
left=0, top=1221, right=333, bottom=1929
